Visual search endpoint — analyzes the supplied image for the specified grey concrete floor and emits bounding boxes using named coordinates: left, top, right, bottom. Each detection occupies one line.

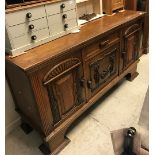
left=6, top=54, right=149, bottom=155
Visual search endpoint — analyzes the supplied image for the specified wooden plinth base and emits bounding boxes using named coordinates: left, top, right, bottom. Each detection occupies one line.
left=126, top=72, right=139, bottom=81
left=39, top=137, right=70, bottom=155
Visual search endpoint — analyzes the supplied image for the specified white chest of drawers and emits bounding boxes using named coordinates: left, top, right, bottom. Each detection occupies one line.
left=5, top=0, right=79, bottom=57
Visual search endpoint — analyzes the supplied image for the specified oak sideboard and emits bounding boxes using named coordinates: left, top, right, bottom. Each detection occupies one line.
left=6, top=10, right=145, bottom=155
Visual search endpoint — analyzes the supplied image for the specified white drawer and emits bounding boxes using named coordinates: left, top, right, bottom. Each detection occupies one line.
left=7, top=17, right=48, bottom=39
left=66, top=19, right=78, bottom=30
left=49, top=18, right=77, bottom=36
left=27, top=5, right=46, bottom=21
left=48, top=9, right=77, bottom=25
left=6, top=5, right=46, bottom=26
left=6, top=9, right=27, bottom=26
left=62, top=9, right=77, bottom=21
left=45, top=0, right=76, bottom=16
left=48, top=14, right=62, bottom=25
left=27, top=17, right=48, bottom=32
left=7, top=24, right=26, bottom=39
left=49, top=23, right=64, bottom=36
left=29, top=28, right=49, bottom=43
left=11, top=35, right=30, bottom=49
left=11, top=28, right=49, bottom=49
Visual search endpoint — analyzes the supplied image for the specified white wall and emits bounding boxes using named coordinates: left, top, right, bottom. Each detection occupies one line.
left=5, top=79, right=21, bottom=135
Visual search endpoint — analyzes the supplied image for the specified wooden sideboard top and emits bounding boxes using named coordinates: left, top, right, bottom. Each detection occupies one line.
left=6, top=10, right=145, bottom=72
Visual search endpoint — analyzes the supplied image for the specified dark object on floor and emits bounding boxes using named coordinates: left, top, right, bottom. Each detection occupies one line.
left=121, top=127, right=137, bottom=155
left=20, top=122, right=33, bottom=134
left=79, top=13, right=96, bottom=21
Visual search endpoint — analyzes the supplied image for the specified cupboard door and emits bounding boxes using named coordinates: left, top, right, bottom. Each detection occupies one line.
left=85, top=44, right=119, bottom=99
left=121, top=24, right=141, bottom=71
left=43, top=58, right=85, bottom=125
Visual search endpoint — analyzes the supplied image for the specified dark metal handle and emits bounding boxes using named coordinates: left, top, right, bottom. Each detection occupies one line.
left=63, top=14, right=67, bottom=19
left=31, top=35, right=37, bottom=40
left=87, top=80, right=92, bottom=89
left=99, top=40, right=109, bottom=48
left=29, top=24, right=34, bottom=30
left=26, top=12, right=32, bottom=18
left=80, top=79, right=85, bottom=87
left=122, top=51, right=126, bottom=57
left=61, top=4, right=65, bottom=9
left=64, top=24, right=68, bottom=29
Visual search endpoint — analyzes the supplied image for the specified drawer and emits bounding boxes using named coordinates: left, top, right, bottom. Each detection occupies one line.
left=49, top=23, right=64, bottom=36
left=27, top=5, right=46, bottom=21
left=11, top=35, right=30, bottom=49
left=47, top=9, right=77, bottom=25
left=11, top=28, right=49, bottom=49
left=6, top=9, right=27, bottom=26
left=66, top=19, right=78, bottom=30
left=112, top=0, right=124, bottom=10
left=84, top=32, right=120, bottom=59
left=29, top=28, right=49, bottom=43
left=49, top=18, right=77, bottom=36
left=45, top=0, right=76, bottom=16
left=7, top=17, right=48, bottom=39
left=6, top=5, right=46, bottom=26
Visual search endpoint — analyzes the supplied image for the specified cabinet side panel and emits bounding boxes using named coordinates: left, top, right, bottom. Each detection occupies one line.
left=6, top=61, right=43, bottom=135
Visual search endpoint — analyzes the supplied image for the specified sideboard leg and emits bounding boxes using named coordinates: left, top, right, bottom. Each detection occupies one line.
left=39, top=143, right=51, bottom=155
left=42, top=129, right=70, bottom=155
left=126, top=66, right=139, bottom=81
left=20, top=121, right=33, bottom=134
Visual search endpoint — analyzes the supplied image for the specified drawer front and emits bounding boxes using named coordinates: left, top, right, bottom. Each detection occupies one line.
left=48, top=14, right=63, bottom=25
left=27, top=5, right=46, bottom=20
left=7, top=24, right=27, bottom=39
left=84, top=32, right=120, bottom=60
left=49, top=23, right=64, bottom=36
left=6, top=5, right=46, bottom=26
left=45, top=0, right=76, bottom=16
left=66, top=19, right=77, bottom=30
left=11, top=35, right=30, bottom=49
left=49, top=18, right=77, bottom=36
left=62, top=9, right=77, bottom=21
left=11, top=28, right=49, bottom=49
left=6, top=9, right=27, bottom=26
left=8, top=17, right=48, bottom=39
left=30, top=28, right=49, bottom=43
left=27, top=17, right=48, bottom=32
left=47, top=9, right=77, bottom=25
left=112, top=0, right=124, bottom=10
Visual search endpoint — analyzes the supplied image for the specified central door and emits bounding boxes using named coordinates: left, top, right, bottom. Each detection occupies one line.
left=85, top=44, right=119, bottom=99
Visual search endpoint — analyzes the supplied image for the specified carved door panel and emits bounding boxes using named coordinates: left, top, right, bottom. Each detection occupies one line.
left=43, top=58, right=85, bottom=125
left=86, top=45, right=119, bottom=99
left=121, top=24, right=141, bottom=72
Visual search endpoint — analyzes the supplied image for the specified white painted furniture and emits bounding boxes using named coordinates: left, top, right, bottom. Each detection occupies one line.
left=5, top=0, right=79, bottom=57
